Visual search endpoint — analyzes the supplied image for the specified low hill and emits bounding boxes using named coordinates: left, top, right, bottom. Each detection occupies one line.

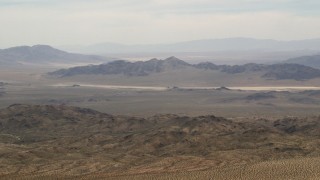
left=1, top=104, right=320, bottom=178
left=0, top=45, right=109, bottom=66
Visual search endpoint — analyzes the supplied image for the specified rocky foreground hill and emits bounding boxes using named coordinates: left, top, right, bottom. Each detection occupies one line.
left=49, top=56, right=320, bottom=80
left=1, top=104, right=320, bottom=178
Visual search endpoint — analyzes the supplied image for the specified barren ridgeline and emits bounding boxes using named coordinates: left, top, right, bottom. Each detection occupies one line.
left=1, top=105, right=320, bottom=179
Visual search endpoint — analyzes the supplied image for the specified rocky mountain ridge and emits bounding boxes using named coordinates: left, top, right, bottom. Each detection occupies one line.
left=49, top=57, right=320, bottom=80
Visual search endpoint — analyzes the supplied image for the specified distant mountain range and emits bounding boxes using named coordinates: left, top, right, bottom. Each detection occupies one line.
left=49, top=56, right=190, bottom=77
left=49, top=56, right=320, bottom=81
left=0, top=45, right=110, bottom=66
left=62, top=38, right=320, bottom=54
left=284, top=54, right=320, bottom=69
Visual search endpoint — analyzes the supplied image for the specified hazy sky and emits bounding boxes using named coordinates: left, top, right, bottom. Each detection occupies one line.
left=1, top=0, right=320, bottom=48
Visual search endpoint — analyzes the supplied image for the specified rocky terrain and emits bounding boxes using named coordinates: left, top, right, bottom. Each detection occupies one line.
left=48, top=57, right=320, bottom=80
left=1, top=104, right=320, bottom=179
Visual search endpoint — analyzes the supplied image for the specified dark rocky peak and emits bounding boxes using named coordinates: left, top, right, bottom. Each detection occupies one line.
left=195, top=62, right=219, bottom=70
left=242, top=63, right=266, bottom=71
left=263, top=63, right=320, bottom=80
left=164, top=56, right=180, bottom=61
left=106, top=60, right=131, bottom=66
left=162, top=56, right=190, bottom=69
left=164, top=56, right=188, bottom=64
left=221, top=63, right=266, bottom=74
left=147, top=58, right=160, bottom=62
